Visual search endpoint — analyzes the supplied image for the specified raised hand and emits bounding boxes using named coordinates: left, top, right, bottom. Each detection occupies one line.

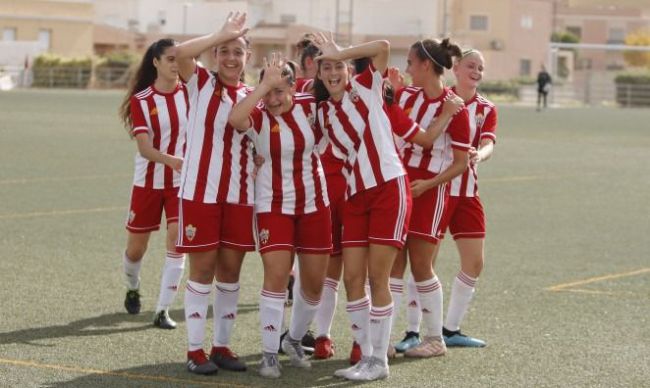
left=442, top=93, right=464, bottom=117
left=387, top=67, right=405, bottom=90
left=260, top=52, right=290, bottom=89
left=312, top=31, right=342, bottom=61
left=218, top=11, right=249, bottom=41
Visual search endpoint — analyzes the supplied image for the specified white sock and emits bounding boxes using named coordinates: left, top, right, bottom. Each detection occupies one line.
left=260, top=289, right=286, bottom=354
left=184, top=280, right=212, bottom=351
left=289, top=289, right=320, bottom=341
left=346, top=296, right=372, bottom=357
left=416, top=276, right=443, bottom=338
left=389, top=278, right=404, bottom=336
left=315, top=278, right=339, bottom=338
left=123, top=252, right=142, bottom=290
left=445, top=272, right=477, bottom=331
left=370, top=303, right=394, bottom=365
left=212, top=281, right=240, bottom=347
left=155, top=252, right=185, bottom=312
left=406, top=275, right=422, bottom=333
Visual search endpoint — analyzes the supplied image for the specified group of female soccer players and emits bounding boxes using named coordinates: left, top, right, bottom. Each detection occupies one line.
left=118, top=11, right=497, bottom=381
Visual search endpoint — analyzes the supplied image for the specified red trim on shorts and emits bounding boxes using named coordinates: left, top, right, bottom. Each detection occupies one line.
left=176, top=241, right=220, bottom=253
left=368, top=236, right=406, bottom=249
left=259, top=243, right=295, bottom=254
left=126, top=224, right=160, bottom=233
left=342, top=240, right=369, bottom=248
left=407, top=230, right=442, bottom=244
left=220, top=240, right=256, bottom=252
left=296, top=245, right=333, bottom=254
left=452, top=231, right=485, bottom=240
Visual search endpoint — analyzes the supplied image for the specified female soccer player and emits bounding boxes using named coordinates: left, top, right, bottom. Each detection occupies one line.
left=118, top=38, right=186, bottom=330
left=442, top=48, right=497, bottom=347
left=389, top=38, right=471, bottom=359
left=174, top=12, right=253, bottom=375
left=311, top=32, right=456, bottom=381
left=229, top=54, right=331, bottom=379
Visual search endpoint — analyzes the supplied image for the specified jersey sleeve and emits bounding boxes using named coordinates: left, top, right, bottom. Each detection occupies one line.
left=353, top=62, right=383, bottom=95
left=184, top=64, right=211, bottom=96
left=249, top=103, right=264, bottom=134
left=130, top=96, right=149, bottom=136
left=387, top=104, right=419, bottom=143
left=447, top=108, right=471, bottom=151
left=480, top=106, right=497, bottom=144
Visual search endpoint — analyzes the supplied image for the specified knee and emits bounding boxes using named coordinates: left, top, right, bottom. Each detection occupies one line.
left=301, top=283, right=322, bottom=301
left=462, top=255, right=484, bottom=278
left=126, top=246, right=146, bottom=261
left=367, top=272, right=389, bottom=291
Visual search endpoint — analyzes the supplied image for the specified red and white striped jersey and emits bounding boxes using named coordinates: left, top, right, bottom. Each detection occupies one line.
left=130, top=83, right=188, bottom=189
left=318, top=64, right=417, bottom=198
left=396, top=86, right=471, bottom=174
left=295, top=77, right=314, bottom=93
left=248, top=93, right=329, bottom=215
left=180, top=65, right=255, bottom=204
left=449, top=91, right=497, bottom=197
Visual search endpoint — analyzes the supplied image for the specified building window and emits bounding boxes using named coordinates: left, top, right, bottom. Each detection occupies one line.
left=520, top=16, right=533, bottom=29
left=608, top=27, right=625, bottom=44
left=470, top=15, right=488, bottom=31
left=520, top=59, right=531, bottom=76
left=3, top=27, right=16, bottom=41
left=566, top=26, right=582, bottom=39
left=38, top=29, right=51, bottom=50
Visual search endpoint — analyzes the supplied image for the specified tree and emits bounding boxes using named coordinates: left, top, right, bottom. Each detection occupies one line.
left=623, top=29, right=650, bottom=68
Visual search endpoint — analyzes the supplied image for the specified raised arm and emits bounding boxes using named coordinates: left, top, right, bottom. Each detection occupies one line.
left=175, top=12, right=249, bottom=81
left=229, top=54, right=290, bottom=132
left=312, top=32, right=390, bottom=74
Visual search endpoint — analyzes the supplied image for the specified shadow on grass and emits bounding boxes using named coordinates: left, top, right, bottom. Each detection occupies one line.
left=42, top=358, right=373, bottom=388
left=0, top=303, right=260, bottom=347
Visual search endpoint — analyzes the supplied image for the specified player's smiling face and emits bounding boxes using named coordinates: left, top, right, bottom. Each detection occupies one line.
left=454, top=52, right=484, bottom=89
left=263, top=82, right=295, bottom=116
left=153, top=46, right=179, bottom=83
left=214, top=37, right=249, bottom=86
left=318, top=59, right=349, bottom=101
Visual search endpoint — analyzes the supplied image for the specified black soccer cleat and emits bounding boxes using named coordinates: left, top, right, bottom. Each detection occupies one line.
left=124, top=289, right=141, bottom=314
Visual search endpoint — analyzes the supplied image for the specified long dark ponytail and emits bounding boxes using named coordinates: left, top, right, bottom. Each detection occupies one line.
left=119, top=38, right=176, bottom=132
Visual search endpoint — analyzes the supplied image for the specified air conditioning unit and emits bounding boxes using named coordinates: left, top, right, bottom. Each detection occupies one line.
left=490, top=39, right=504, bottom=51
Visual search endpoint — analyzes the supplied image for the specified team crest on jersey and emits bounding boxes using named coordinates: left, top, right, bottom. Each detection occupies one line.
left=150, top=107, right=158, bottom=116
left=348, top=88, right=360, bottom=103
left=214, top=86, right=222, bottom=97
left=271, top=123, right=280, bottom=133
left=185, top=224, right=197, bottom=241
left=475, top=113, right=485, bottom=128
left=259, top=228, right=270, bottom=245
left=404, top=107, right=412, bottom=115
left=128, top=210, right=136, bottom=224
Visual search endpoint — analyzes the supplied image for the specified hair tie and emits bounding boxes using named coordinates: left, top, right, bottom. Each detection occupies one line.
left=419, top=40, right=444, bottom=68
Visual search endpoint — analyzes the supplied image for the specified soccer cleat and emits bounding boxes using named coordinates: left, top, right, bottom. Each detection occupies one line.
left=259, top=352, right=282, bottom=378
left=279, top=329, right=315, bottom=355
left=404, top=335, right=447, bottom=358
left=335, top=355, right=370, bottom=378
left=313, top=336, right=335, bottom=359
left=186, top=349, right=218, bottom=375
left=346, top=356, right=389, bottom=381
left=443, top=328, right=486, bottom=347
left=281, top=335, right=311, bottom=368
left=210, top=346, right=247, bottom=372
left=349, top=341, right=361, bottom=365
left=124, top=289, right=141, bottom=315
left=394, top=331, right=420, bottom=353
left=153, top=310, right=176, bottom=329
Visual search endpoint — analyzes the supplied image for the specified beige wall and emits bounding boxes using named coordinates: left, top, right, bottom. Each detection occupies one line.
left=449, top=0, right=553, bottom=80
left=0, top=0, right=93, bottom=57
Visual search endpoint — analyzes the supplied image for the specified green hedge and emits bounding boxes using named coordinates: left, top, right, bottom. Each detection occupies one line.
left=32, top=54, right=92, bottom=88
left=95, top=52, right=139, bottom=88
left=614, top=72, right=650, bottom=107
